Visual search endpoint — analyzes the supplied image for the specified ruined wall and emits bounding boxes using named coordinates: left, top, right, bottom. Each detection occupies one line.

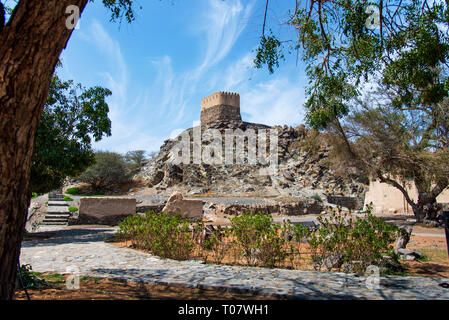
left=364, top=179, right=449, bottom=215
left=201, top=92, right=242, bottom=125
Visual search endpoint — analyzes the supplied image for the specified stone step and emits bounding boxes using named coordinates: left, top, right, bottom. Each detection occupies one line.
left=43, top=215, right=69, bottom=220
left=44, top=213, right=70, bottom=219
left=48, top=197, right=65, bottom=201
left=48, top=201, right=69, bottom=206
left=43, top=218, right=68, bottom=222
left=49, top=193, right=64, bottom=197
left=41, top=221, right=68, bottom=226
left=47, top=206, right=70, bottom=213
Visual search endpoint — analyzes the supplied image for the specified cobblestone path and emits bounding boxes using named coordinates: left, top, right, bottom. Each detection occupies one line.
left=20, top=226, right=449, bottom=300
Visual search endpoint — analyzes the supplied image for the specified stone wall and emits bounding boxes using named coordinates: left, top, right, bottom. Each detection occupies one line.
left=212, top=199, right=324, bottom=217
left=201, top=105, right=242, bottom=125
left=200, top=92, right=242, bottom=125
left=74, top=197, right=136, bottom=225
left=326, top=195, right=363, bottom=210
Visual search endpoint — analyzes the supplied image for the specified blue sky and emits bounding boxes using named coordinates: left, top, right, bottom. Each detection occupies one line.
left=30, top=0, right=309, bottom=153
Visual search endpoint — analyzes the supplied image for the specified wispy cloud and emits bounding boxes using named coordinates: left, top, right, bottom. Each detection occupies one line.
left=79, top=21, right=168, bottom=153
left=190, top=0, right=255, bottom=81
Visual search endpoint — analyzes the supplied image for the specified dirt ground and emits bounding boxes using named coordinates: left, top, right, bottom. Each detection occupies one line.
left=14, top=274, right=279, bottom=300
left=402, top=232, right=449, bottom=278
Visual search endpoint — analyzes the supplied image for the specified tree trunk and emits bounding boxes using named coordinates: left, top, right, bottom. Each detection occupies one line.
left=0, top=0, right=88, bottom=300
left=413, top=192, right=440, bottom=223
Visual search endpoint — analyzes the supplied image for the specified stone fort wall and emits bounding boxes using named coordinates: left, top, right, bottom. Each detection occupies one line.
left=201, top=92, right=242, bottom=125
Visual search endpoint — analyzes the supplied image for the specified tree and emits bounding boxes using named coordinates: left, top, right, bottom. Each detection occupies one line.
left=0, top=0, right=137, bottom=299
left=31, top=72, right=112, bottom=194
left=255, top=0, right=449, bottom=222
left=124, top=150, right=147, bottom=174
left=79, top=151, right=130, bottom=192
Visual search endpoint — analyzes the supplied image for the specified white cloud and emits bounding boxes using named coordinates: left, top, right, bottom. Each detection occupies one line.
left=240, top=78, right=306, bottom=127
left=222, top=52, right=255, bottom=90
left=191, top=0, right=255, bottom=81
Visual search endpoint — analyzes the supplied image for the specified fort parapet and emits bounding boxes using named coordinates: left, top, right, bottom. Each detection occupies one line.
left=201, top=91, right=242, bottom=125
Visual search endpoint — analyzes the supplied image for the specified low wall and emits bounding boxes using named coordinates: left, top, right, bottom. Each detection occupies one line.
left=326, top=195, right=363, bottom=210
left=74, top=197, right=136, bottom=226
left=213, top=199, right=323, bottom=217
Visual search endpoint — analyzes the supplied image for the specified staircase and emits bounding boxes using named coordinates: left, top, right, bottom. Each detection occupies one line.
left=42, top=191, right=70, bottom=226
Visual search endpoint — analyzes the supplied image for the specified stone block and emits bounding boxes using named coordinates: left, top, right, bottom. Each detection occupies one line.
left=162, top=192, right=204, bottom=220
left=75, top=197, right=136, bottom=225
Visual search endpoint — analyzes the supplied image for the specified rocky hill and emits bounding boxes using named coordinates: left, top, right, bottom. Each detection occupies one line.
left=135, top=119, right=368, bottom=208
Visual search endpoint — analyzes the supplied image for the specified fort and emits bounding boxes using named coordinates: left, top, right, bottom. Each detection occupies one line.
left=200, top=91, right=242, bottom=125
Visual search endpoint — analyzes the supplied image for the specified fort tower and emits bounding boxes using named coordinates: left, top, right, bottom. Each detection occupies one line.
left=200, top=91, right=242, bottom=126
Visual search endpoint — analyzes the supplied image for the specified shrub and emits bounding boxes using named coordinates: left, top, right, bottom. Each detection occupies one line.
left=117, top=211, right=194, bottom=260
left=230, top=212, right=287, bottom=267
left=66, top=187, right=81, bottom=195
left=16, top=264, right=46, bottom=289
left=79, top=151, right=130, bottom=193
left=311, top=194, right=323, bottom=203
left=309, top=207, right=400, bottom=274
left=201, top=226, right=231, bottom=265
left=64, top=196, right=74, bottom=201
left=68, top=207, right=78, bottom=213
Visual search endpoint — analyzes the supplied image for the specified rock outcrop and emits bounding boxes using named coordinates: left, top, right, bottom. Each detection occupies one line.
left=136, top=120, right=368, bottom=209
left=162, top=192, right=204, bottom=220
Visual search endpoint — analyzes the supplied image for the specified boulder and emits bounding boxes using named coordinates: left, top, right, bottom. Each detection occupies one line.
left=162, top=192, right=204, bottom=220
left=398, top=248, right=423, bottom=261
left=74, top=197, right=136, bottom=226
left=149, top=171, right=164, bottom=186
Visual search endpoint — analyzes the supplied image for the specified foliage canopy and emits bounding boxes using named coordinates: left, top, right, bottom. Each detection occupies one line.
left=30, top=72, right=112, bottom=194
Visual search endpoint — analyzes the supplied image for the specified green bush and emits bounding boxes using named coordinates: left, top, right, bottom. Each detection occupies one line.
left=65, top=187, right=81, bottom=195
left=17, top=264, right=46, bottom=289
left=309, top=206, right=400, bottom=274
left=64, top=196, right=74, bottom=201
left=79, top=151, right=130, bottom=193
left=230, top=212, right=287, bottom=267
left=115, top=208, right=401, bottom=274
left=68, top=207, right=78, bottom=213
left=117, top=211, right=194, bottom=260
left=201, top=226, right=230, bottom=265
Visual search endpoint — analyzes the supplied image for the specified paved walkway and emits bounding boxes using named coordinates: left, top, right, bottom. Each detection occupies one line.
left=20, top=225, right=449, bottom=300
